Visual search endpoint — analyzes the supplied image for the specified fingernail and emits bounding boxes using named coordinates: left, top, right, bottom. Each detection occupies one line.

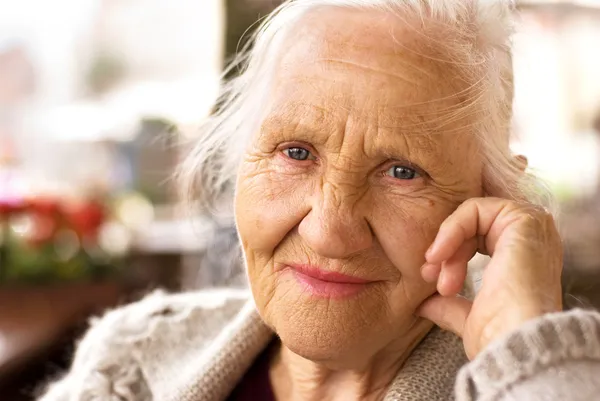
left=426, top=242, right=438, bottom=259
left=437, top=269, right=450, bottom=296
left=427, top=230, right=446, bottom=260
left=421, top=263, right=441, bottom=283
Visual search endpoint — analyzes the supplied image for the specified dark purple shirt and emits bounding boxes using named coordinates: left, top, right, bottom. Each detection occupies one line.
left=226, top=341, right=276, bottom=401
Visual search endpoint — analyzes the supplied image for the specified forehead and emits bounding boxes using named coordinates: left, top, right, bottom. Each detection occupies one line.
left=268, top=7, right=477, bottom=136
left=261, top=7, right=481, bottom=175
left=279, top=8, right=466, bottom=98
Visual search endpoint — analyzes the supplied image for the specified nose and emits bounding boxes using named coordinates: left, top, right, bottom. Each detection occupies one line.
left=298, top=183, right=373, bottom=259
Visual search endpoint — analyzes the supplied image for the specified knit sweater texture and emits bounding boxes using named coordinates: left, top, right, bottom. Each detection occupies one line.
left=38, top=289, right=600, bottom=401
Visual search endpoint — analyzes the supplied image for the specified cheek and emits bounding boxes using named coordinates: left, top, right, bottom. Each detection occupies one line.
left=371, top=192, right=457, bottom=294
left=235, top=160, right=311, bottom=296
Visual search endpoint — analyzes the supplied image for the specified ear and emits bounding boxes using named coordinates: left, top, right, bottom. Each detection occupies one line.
left=514, top=155, right=528, bottom=172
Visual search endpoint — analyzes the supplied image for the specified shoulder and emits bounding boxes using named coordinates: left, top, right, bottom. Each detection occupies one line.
left=38, top=288, right=252, bottom=401
left=72, top=288, right=251, bottom=365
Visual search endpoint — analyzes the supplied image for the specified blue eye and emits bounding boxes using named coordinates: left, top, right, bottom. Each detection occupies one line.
left=283, top=147, right=313, bottom=161
left=386, top=166, right=419, bottom=180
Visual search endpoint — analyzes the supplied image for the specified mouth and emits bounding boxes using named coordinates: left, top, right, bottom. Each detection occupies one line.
left=286, top=264, right=375, bottom=299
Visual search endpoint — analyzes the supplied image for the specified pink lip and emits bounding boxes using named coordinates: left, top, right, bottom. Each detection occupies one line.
left=287, top=264, right=373, bottom=298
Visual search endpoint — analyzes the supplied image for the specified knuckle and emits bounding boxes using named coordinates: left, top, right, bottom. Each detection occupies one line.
left=457, top=197, right=482, bottom=212
left=513, top=202, right=555, bottom=224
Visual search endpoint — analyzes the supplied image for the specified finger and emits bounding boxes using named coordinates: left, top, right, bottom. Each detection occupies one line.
left=437, top=238, right=477, bottom=296
left=421, top=262, right=441, bottom=283
left=426, top=198, right=516, bottom=264
left=417, top=294, right=472, bottom=337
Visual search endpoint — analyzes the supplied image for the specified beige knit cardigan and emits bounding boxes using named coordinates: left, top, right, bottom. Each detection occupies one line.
left=38, top=289, right=600, bottom=401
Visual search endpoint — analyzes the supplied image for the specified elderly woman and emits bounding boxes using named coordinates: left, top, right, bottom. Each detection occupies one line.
left=40, top=1, right=600, bottom=400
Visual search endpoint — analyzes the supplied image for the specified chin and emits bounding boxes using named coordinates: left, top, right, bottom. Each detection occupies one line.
left=262, top=287, right=392, bottom=367
left=277, top=321, right=368, bottom=366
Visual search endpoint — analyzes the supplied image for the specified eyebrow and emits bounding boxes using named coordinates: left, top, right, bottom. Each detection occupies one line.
left=262, top=107, right=444, bottom=162
left=263, top=101, right=436, bottom=136
left=261, top=102, right=339, bottom=139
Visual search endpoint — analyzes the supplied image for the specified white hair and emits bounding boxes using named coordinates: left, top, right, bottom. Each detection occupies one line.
left=179, top=0, right=554, bottom=214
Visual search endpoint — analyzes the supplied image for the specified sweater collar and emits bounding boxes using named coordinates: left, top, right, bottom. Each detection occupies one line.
left=172, top=300, right=466, bottom=401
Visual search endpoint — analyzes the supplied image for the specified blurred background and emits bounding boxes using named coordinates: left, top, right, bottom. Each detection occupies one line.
left=1, top=0, right=600, bottom=399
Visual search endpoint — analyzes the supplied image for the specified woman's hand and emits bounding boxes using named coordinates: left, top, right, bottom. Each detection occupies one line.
left=417, top=197, right=563, bottom=360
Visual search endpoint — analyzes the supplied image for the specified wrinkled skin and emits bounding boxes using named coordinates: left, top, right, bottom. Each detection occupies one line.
left=234, top=7, right=561, bottom=401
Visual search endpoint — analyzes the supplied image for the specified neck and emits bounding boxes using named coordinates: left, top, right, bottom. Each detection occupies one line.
left=269, top=318, right=433, bottom=401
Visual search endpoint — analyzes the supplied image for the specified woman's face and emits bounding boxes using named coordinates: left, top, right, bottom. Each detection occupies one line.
left=235, top=10, right=483, bottom=365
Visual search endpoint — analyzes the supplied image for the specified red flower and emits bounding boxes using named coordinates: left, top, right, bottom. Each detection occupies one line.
left=18, top=198, right=62, bottom=247
left=0, top=198, right=27, bottom=217
left=27, top=198, right=61, bottom=217
left=64, top=201, right=106, bottom=241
